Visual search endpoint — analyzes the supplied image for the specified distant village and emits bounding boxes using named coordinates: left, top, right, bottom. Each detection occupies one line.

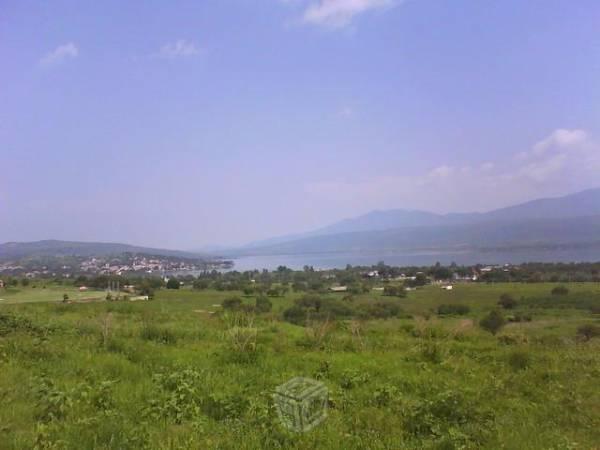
left=0, top=253, right=233, bottom=278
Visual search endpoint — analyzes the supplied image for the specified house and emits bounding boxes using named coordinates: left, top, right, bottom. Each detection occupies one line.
left=441, top=285, right=453, bottom=291
left=79, top=286, right=88, bottom=292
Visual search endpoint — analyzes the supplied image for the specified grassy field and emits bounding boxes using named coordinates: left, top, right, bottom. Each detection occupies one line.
left=0, top=283, right=598, bottom=449
left=0, top=285, right=105, bottom=304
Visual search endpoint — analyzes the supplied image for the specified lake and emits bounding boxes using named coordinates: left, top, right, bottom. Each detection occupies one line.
left=228, top=247, right=600, bottom=271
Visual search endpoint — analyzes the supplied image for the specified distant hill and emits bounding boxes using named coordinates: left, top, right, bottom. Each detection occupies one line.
left=0, top=240, right=212, bottom=262
left=308, top=188, right=600, bottom=234
left=233, top=188, right=600, bottom=255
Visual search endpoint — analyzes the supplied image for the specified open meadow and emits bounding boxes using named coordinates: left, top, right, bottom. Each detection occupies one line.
left=0, top=282, right=599, bottom=449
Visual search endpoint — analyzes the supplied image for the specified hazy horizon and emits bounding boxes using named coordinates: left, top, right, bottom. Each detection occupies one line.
left=2, top=0, right=600, bottom=249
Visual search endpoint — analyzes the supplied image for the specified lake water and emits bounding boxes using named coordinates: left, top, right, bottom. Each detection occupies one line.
left=228, top=248, right=600, bottom=271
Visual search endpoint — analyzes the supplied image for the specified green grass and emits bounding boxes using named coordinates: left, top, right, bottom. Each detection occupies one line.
left=0, top=284, right=105, bottom=304
left=0, top=283, right=598, bottom=449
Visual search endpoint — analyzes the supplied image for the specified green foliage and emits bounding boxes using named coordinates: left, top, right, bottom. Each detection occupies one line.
left=576, top=323, right=600, bottom=341
left=192, top=279, right=209, bottom=290
left=402, top=389, right=494, bottom=446
left=255, top=295, right=272, bottom=313
left=357, top=301, right=401, bottom=319
left=479, top=310, right=506, bottom=335
left=551, top=285, right=570, bottom=296
left=140, top=324, right=178, bottom=345
left=383, top=285, right=406, bottom=297
left=437, top=304, right=470, bottom=315
left=33, top=376, right=73, bottom=422
left=166, top=278, right=180, bottom=289
left=497, top=293, right=517, bottom=309
left=0, top=281, right=599, bottom=449
left=222, top=296, right=243, bottom=310
left=145, top=369, right=204, bottom=423
left=508, top=350, right=531, bottom=371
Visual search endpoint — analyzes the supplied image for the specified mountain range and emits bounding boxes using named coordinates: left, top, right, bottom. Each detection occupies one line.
left=0, top=240, right=210, bottom=262
left=2, top=189, right=600, bottom=262
left=230, top=188, right=600, bottom=256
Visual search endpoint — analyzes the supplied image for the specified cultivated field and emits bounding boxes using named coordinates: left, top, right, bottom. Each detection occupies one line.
left=0, top=283, right=599, bottom=449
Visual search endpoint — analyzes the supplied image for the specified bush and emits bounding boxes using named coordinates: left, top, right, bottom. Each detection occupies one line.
left=166, top=278, right=180, bottom=290
left=192, top=279, right=209, bottom=290
left=357, top=301, right=401, bottom=319
left=479, top=310, right=506, bottom=335
left=140, top=325, right=178, bottom=345
left=507, top=313, right=532, bottom=323
left=576, top=324, right=600, bottom=341
left=222, top=297, right=243, bottom=310
left=508, top=350, right=530, bottom=371
left=283, top=305, right=306, bottom=325
left=551, top=286, right=569, bottom=296
left=437, top=304, right=470, bottom=315
left=255, top=295, right=272, bottom=313
left=383, top=285, right=406, bottom=297
left=498, top=294, right=517, bottom=309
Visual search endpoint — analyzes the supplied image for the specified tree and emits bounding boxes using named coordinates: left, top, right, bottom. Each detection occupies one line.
left=166, top=278, right=180, bottom=290
left=479, top=310, right=506, bottom=335
left=62, top=293, right=69, bottom=302
left=21, top=278, right=30, bottom=287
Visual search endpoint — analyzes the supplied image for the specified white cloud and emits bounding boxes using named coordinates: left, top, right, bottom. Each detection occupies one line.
left=305, top=129, right=600, bottom=214
left=157, top=40, right=201, bottom=58
left=39, top=43, right=78, bottom=67
left=531, top=128, right=588, bottom=156
left=303, top=0, right=396, bottom=28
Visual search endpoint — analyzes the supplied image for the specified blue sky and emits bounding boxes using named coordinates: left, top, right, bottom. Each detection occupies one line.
left=1, top=0, right=599, bottom=249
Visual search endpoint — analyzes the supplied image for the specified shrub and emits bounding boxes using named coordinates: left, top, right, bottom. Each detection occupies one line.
left=222, top=297, right=243, bottom=310
left=498, top=294, right=517, bottom=309
left=479, top=310, right=506, bottom=335
left=266, top=288, right=280, bottom=297
left=507, top=313, right=532, bottom=323
left=437, top=304, right=470, bottom=315
left=551, top=286, right=569, bottom=296
left=192, top=279, right=209, bottom=290
left=508, top=350, right=530, bottom=371
left=283, top=305, right=306, bottom=325
left=383, top=285, right=406, bottom=297
left=146, top=369, right=203, bottom=423
left=421, top=341, right=444, bottom=363
left=576, top=324, right=600, bottom=341
left=140, top=324, right=178, bottom=345
left=166, top=278, right=180, bottom=290
left=255, top=295, right=272, bottom=313
left=357, top=301, right=401, bottom=319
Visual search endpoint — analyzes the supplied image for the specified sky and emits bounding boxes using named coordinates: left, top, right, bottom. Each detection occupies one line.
left=1, top=0, right=600, bottom=250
